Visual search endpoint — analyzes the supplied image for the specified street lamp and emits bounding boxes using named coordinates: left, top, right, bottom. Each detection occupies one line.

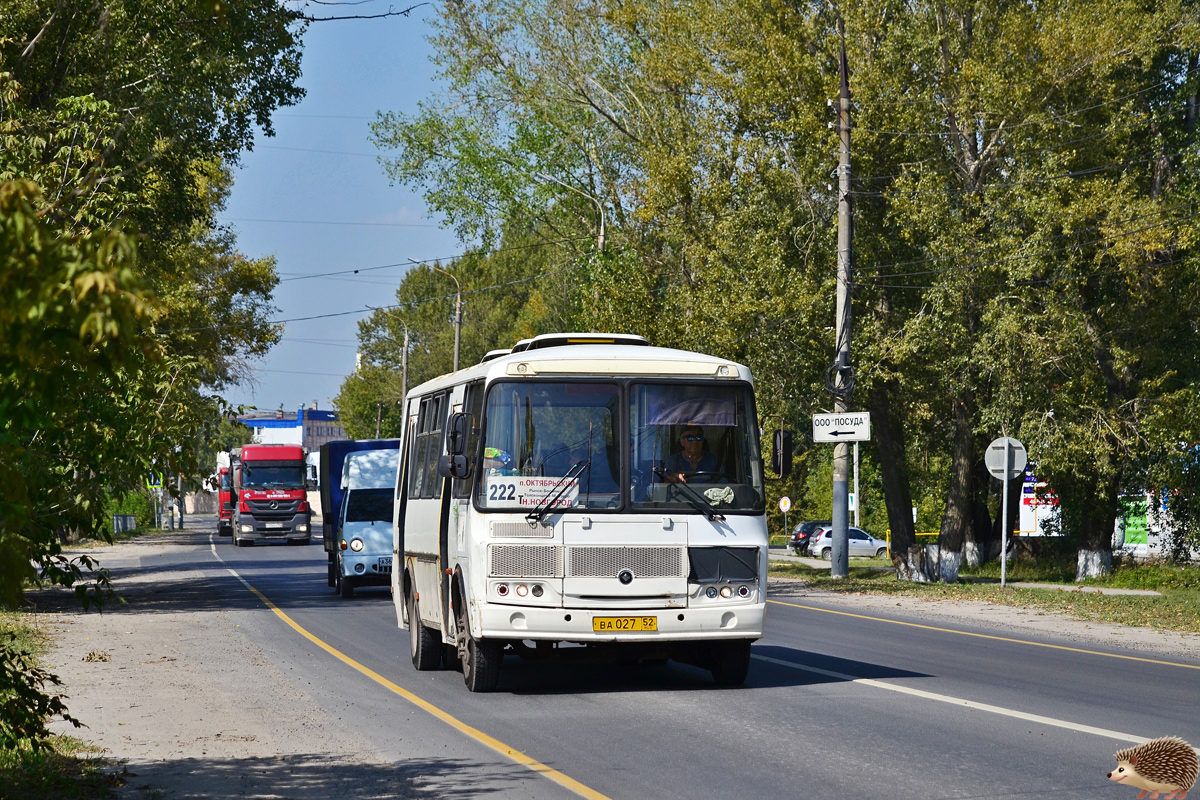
left=366, top=305, right=410, bottom=405
left=535, top=172, right=605, bottom=254
left=410, top=258, right=462, bottom=372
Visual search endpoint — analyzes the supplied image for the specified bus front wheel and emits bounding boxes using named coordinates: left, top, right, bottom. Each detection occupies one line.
left=463, top=636, right=502, bottom=693
left=710, top=640, right=752, bottom=686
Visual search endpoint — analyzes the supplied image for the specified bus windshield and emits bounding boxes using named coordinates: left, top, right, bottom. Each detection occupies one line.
left=630, top=382, right=764, bottom=512
left=477, top=382, right=620, bottom=511
left=475, top=380, right=764, bottom=514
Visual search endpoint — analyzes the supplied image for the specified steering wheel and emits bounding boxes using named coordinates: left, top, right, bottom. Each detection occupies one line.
left=682, top=471, right=725, bottom=483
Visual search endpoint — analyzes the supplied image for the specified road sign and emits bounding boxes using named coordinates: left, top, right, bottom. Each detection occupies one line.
left=985, top=437, right=1027, bottom=481
left=812, top=412, right=871, bottom=442
left=779, top=496, right=792, bottom=513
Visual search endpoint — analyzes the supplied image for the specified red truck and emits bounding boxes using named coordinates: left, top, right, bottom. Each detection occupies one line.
left=217, top=467, right=233, bottom=536
left=230, top=443, right=312, bottom=546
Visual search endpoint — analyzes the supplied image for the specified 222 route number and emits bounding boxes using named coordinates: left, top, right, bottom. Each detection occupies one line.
left=488, top=483, right=517, bottom=501
left=592, top=616, right=657, bottom=632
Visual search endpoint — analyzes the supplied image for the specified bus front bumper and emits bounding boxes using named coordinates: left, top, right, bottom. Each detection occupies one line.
left=477, top=602, right=764, bottom=643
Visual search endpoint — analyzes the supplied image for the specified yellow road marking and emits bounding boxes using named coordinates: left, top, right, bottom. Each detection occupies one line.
left=214, top=541, right=609, bottom=800
left=768, top=598, right=1200, bottom=670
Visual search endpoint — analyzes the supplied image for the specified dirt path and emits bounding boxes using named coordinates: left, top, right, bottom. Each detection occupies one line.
left=31, top=525, right=423, bottom=800
left=28, top=529, right=1200, bottom=799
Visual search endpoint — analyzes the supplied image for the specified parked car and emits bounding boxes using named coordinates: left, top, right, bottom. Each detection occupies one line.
left=807, top=527, right=889, bottom=560
left=788, top=520, right=831, bottom=555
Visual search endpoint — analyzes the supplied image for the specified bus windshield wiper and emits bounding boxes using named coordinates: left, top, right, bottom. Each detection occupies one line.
left=526, top=459, right=588, bottom=526
left=652, top=467, right=726, bottom=522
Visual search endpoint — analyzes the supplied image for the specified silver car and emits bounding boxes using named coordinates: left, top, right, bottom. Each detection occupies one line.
left=807, top=527, right=888, bottom=560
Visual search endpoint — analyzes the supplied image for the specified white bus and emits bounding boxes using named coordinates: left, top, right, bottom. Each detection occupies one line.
left=391, top=333, right=786, bottom=691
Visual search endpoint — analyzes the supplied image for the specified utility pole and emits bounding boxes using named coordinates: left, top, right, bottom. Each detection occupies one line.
left=830, top=15, right=854, bottom=579
left=432, top=266, right=462, bottom=372
left=401, top=324, right=409, bottom=403
left=376, top=402, right=383, bottom=439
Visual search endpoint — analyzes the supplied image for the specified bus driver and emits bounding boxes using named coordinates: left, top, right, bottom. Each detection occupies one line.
left=664, top=425, right=722, bottom=484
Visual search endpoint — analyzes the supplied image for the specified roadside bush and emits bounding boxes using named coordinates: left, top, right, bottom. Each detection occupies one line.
left=0, top=633, right=80, bottom=750
left=101, top=491, right=154, bottom=530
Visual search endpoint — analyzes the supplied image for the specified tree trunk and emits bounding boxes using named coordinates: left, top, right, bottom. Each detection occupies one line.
left=1076, top=473, right=1119, bottom=580
left=963, top=459, right=994, bottom=567
left=937, top=395, right=974, bottom=582
left=868, top=380, right=929, bottom=581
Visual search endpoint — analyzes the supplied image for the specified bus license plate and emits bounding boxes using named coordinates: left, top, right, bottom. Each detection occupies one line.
left=378, top=557, right=392, bottom=567
left=265, top=523, right=283, bottom=529
left=592, top=616, right=657, bottom=632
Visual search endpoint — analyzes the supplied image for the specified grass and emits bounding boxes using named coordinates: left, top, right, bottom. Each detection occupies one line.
left=0, top=613, right=121, bottom=800
left=767, top=560, right=1200, bottom=635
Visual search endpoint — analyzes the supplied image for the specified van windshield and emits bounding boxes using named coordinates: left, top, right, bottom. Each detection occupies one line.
left=346, top=488, right=394, bottom=523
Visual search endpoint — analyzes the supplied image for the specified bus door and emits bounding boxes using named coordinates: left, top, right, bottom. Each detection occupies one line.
left=406, top=390, right=451, bottom=628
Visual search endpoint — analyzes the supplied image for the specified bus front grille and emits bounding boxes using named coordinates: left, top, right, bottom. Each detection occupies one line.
left=489, top=545, right=562, bottom=578
left=566, top=547, right=686, bottom=578
left=490, top=521, right=554, bottom=539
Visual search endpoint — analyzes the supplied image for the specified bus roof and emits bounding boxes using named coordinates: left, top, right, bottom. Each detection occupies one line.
left=405, top=338, right=752, bottom=399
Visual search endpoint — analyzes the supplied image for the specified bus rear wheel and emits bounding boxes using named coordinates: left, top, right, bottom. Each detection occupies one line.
left=408, top=593, right=440, bottom=671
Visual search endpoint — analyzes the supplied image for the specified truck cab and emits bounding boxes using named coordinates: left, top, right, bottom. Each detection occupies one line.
left=232, top=443, right=312, bottom=546
left=332, top=448, right=399, bottom=598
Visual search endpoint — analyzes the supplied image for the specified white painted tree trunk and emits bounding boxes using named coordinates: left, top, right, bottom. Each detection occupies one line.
left=1076, top=549, right=1111, bottom=580
left=963, top=541, right=982, bottom=568
left=939, top=549, right=962, bottom=583
left=894, top=545, right=935, bottom=582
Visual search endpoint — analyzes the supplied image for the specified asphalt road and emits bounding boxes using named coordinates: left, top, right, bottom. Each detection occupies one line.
left=187, top=522, right=1200, bottom=800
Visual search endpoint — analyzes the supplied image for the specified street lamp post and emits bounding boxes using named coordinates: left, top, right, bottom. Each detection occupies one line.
left=431, top=265, right=462, bottom=372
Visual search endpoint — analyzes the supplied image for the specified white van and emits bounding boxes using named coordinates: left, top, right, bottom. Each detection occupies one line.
left=334, top=448, right=399, bottom=598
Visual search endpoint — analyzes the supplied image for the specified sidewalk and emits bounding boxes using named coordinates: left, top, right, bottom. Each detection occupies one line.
left=766, top=547, right=1162, bottom=595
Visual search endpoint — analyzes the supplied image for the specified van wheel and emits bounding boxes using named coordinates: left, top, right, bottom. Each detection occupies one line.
left=710, top=640, right=752, bottom=686
left=339, top=574, right=355, bottom=599
left=463, top=636, right=502, bottom=692
left=408, top=593, right=441, bottom=671
left=327, top=557, right=336, bottom=587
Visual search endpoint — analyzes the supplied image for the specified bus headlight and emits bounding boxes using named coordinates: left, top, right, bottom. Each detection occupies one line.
left=720, top=586, right=733, bottom=598
left=297, top=524, right=308, bottom=532
left=531, top=585, right=543, bottom=597
left=241, top=525, right=252, bottom=533
left=737, top=585, right=751, bottom=598
left=705, top=586, right=718, bottom=598
left=350, top=538, right=364, bottom=552
left=516, top=584, right=529, bottom=597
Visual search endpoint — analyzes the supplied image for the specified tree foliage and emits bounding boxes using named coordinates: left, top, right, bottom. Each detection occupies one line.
left=367, top=0, right=1200, bottom=580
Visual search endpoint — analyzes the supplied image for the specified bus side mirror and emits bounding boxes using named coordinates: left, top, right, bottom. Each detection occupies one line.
left=438, top=454, right=470, bottom=479
left=447, top=412, right=471, bottom=456
left=772, top=429, right=793, bottom=478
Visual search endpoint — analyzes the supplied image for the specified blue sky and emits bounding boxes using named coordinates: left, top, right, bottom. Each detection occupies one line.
left=220, top=6, right=460, bottom=414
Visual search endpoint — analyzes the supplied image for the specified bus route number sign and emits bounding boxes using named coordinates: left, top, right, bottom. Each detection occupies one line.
left=485, top=476, right=579, bottom=507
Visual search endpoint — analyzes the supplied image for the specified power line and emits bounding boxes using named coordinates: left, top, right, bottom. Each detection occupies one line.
left=853, top=212, right=1200, bottom=287
left=854, top=201, right=1198, bottom=274
left=227, top=217, right=440, bottom=228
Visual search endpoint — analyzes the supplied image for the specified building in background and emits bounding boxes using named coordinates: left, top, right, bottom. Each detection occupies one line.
left=234, top=402, right=344, bottom=449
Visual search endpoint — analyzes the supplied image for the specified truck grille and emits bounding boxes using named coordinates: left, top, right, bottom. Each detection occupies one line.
left=566, top=547, right=685, bottom=578
left=246, top=498, right=300, bottom=521
left=489, top=545, right=562, bottom=578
